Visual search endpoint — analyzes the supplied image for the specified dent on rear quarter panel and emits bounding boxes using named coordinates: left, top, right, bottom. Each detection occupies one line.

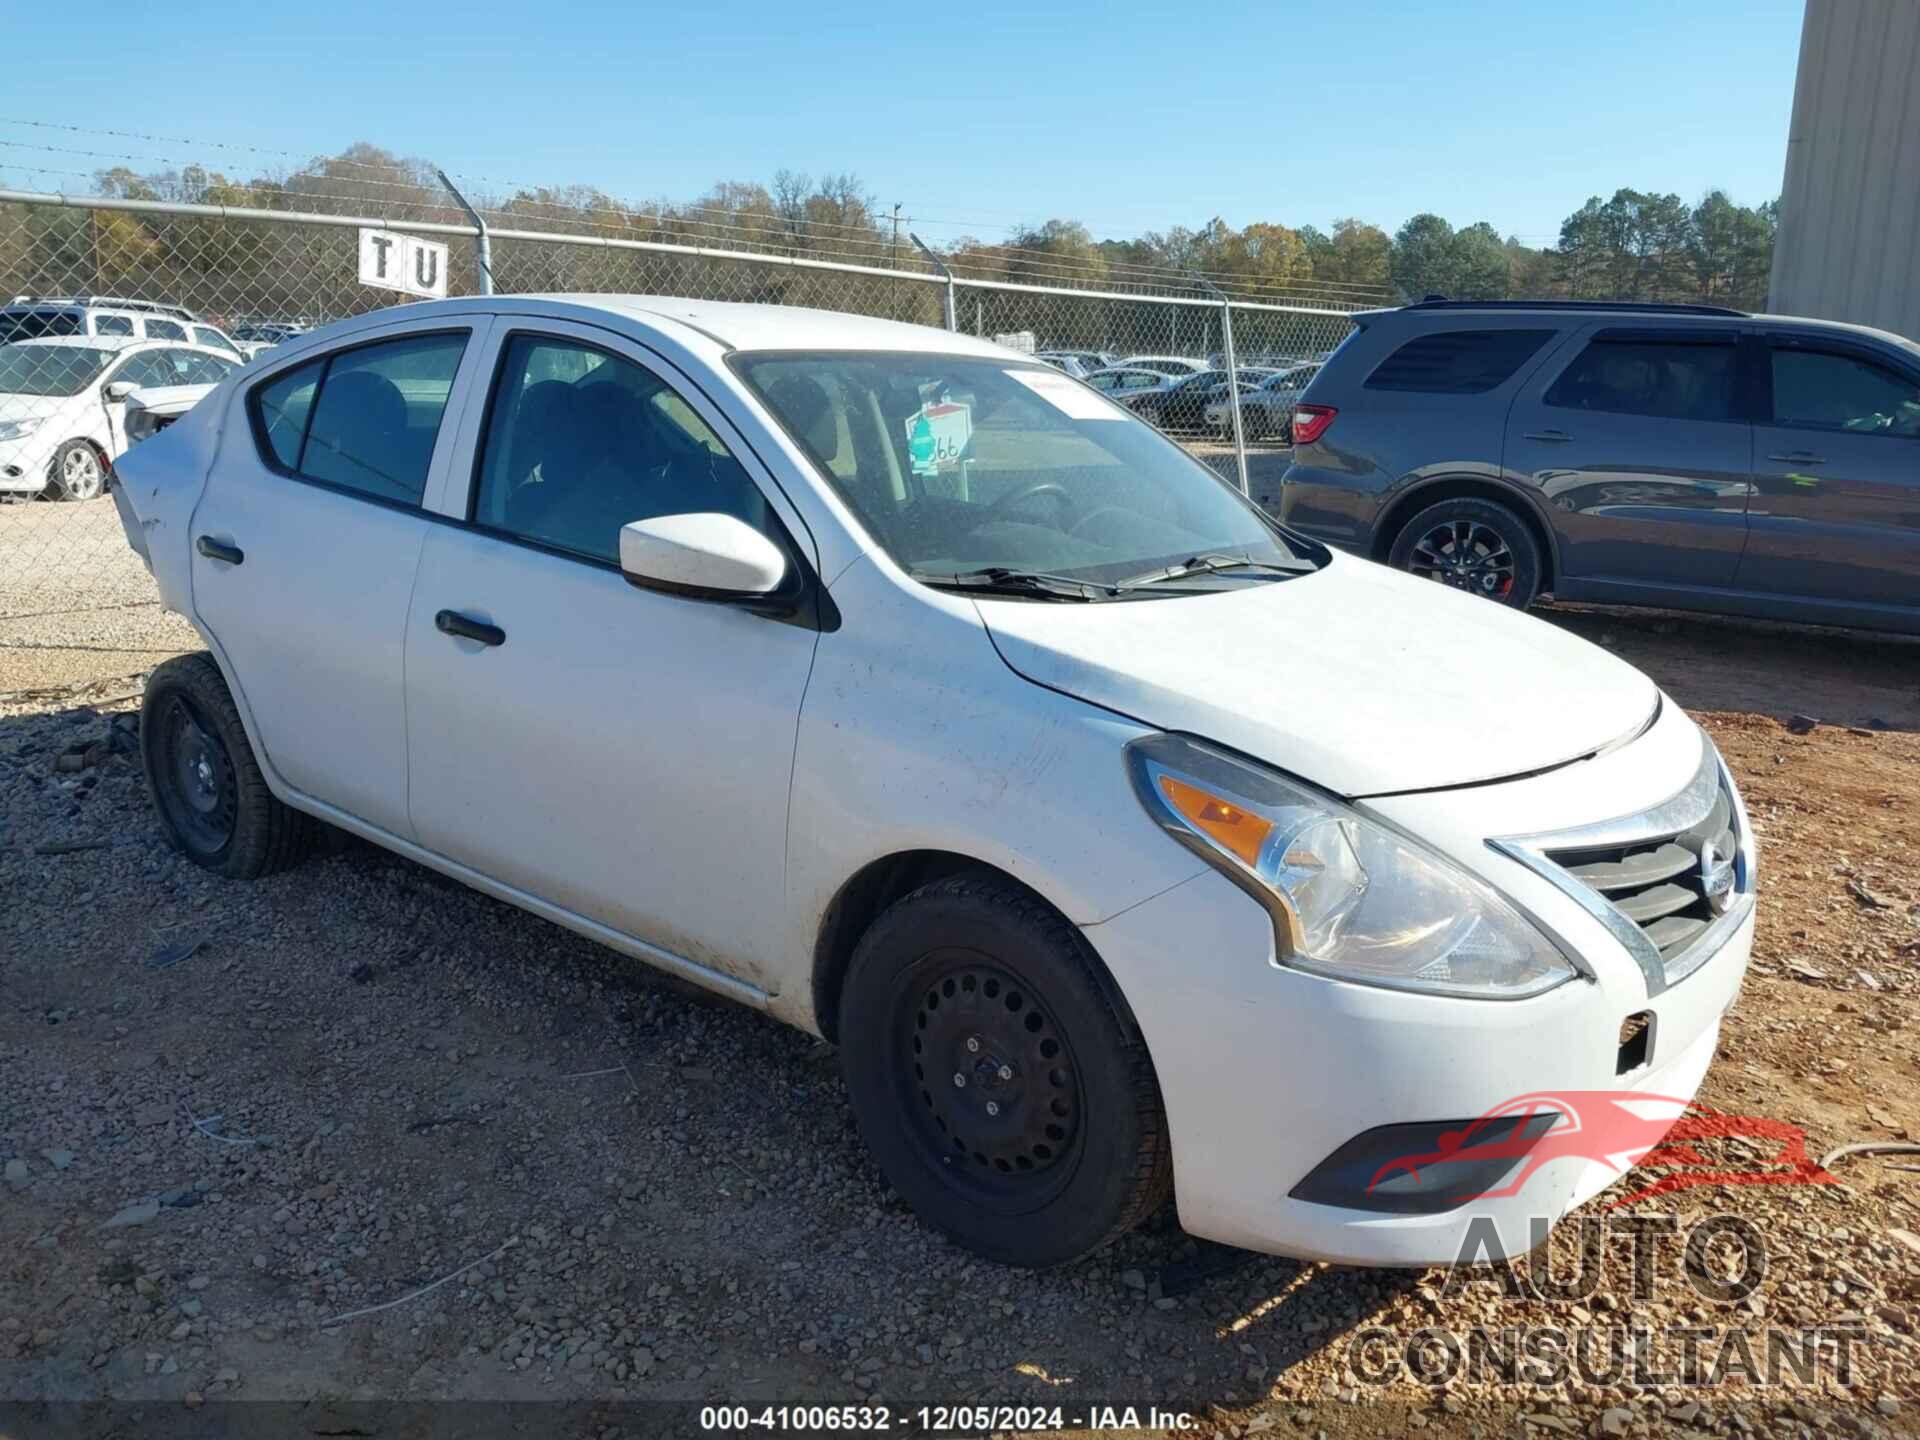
left=114, top=389, right=224, bottom=617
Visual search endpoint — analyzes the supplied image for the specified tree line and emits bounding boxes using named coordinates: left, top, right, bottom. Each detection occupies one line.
left=5, top=142, right=1778, bottom=315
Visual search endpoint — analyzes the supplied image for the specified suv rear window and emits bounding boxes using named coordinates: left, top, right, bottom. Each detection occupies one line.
left=1364, top=329, right=1553, bottom=395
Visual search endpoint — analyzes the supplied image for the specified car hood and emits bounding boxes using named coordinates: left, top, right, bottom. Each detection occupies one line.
left=976, top=553, right=1659, bottom=798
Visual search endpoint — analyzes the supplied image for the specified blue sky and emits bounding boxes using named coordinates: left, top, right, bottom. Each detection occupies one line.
left=1, top=0, right=1804, bottom=245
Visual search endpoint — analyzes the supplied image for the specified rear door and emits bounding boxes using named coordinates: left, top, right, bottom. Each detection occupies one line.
left=1503, top=325, right=1752, bottom=586
left=1738, top=332, right=1920, bottom=612
left=190, top=319, right=492, bottom=836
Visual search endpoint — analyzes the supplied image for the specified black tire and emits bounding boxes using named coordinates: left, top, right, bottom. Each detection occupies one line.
left=1387, top=495, right=1544, bottom=608
left=140, top=652, right=317, bottom=879
left=838, top=872, right=1172, bottom=1268
left=48, top=439, right=107, bottom=502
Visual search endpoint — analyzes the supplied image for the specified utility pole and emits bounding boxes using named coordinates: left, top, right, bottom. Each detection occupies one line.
left=891, top=203, right=902, bottom=268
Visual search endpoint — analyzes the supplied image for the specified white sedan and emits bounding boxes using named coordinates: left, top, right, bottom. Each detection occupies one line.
left=1204, top=362, right=1323, bottom=440
left=0, top=337, right=240, bottom=500
left=111, top=295, right=1754, bottom=1268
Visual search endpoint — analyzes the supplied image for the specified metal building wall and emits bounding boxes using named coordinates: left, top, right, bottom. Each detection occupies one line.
left=1769, top=0, right=1920, bottom=341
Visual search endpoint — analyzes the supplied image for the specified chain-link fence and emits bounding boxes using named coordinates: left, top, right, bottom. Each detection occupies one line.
left=0, top=188, right=1357, bottom=688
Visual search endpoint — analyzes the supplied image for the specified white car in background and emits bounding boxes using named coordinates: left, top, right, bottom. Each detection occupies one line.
left=111, top=296, right=1753, bottom=1269
left=1205, top=362, right=1323, bottom=440
left=1113, top=354, right=1207, bottom=377
left=0, top=337, right=239, bottom=500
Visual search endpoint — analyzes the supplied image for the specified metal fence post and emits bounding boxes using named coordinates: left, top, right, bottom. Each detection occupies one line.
left=435, top=168, right=494, bottom=296
left=1195, top=278, right=1249, bottom=495
left=909, top=233, right=956, bottom=331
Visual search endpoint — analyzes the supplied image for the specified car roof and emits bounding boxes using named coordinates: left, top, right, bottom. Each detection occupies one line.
left=1365, top=300, right=1920, bottom=356
left=513, top=294, right=1018, bottom=358
left=6, top=335, right=148, bottom=351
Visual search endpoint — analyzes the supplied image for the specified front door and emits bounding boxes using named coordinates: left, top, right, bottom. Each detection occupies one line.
left=403, top=320, right=820, bottom=989
left=1738, top=333, right=1920, bottom=613
left=191, top=322, right=486, bottom=836
left=1504, top=325, right=1752, bottom=587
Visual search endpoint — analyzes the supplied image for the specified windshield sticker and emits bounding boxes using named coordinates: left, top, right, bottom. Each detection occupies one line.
left=1005, top=367, right=1124, bottom=420
left=905, top=400, right=973, bottom=476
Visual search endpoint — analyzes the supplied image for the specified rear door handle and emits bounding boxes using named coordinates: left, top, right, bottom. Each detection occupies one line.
left=1766, top=451, right=1826, bottom=464
left=435, top=609, right=506, bottom=647
left=195, top=535, right=244, bottom=566
left=1523, top=429, right=1573, bottom=443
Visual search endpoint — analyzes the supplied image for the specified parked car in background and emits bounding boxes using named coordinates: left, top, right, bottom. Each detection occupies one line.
left=0, top=337, right=239, bottom=500
left=1035, top=353, right=1093, bottom=380
left=113, top=294, right=1755, bottom=1271
left=1278, top=299, right=1920, bottom=633
left=1037, top=349, right=1110, bottom=376
left=1113, top=354, right=1207, bottom=377
left=1, top=295, right=201, bottom=346
left=1084, top=365, right=1175, bottom=406
left=1206, top=363, right=1322, bottom=440
left=187, top=323, right=248, bottom=362
left=1130, top=368, right=1269, bottom=433
left=231, top=321, right=312, bottom=360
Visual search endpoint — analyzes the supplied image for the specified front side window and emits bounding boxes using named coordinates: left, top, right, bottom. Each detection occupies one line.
left=246, top=331, right=467, bottom=504
left=0, top=344, right=117, bottom=396
left=93, top=314, right=136, bottom=337
left=107, top=351, right=179, bottom=390
left=1771, top=347, right=1920, bottom=436
left=1367, top=329, right=1553, bottom=394
left=735, top=352, right=1311, bottom=590
left=1545, top=337, right=1736, bottom=421
left=471, top=334, right=769, bottom=565
left=142, top=318, right=188, bottom=342
left=192, top=326, right=241, bottom=357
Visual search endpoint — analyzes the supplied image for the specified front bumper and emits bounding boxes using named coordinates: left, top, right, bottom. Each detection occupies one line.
left=0, top=436, right=52, bottom=493
left=1083, top=703, right=1753, bottom=1266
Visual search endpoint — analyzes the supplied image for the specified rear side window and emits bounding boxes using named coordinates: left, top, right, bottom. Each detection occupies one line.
left=1365, top=329, right=1553, bottom=394
left=143, top=318, right=188, bottom=341
left=247, top=332, right=468, bottom=505
left=1545, top=337, right=1736, bottom=422
left=0, top=309, right=82, bottom=341
left=191, top=326, right=240, bottom=356
left=94, top=314, right=136, bottom=337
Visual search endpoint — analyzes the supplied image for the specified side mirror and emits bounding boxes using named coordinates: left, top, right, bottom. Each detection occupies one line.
left=104, top=381, right=138, bottom=402
left=619, top=513, right=789, bottom=602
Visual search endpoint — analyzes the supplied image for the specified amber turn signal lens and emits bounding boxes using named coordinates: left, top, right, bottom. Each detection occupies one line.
left=1156, top=774, right=1273, bottom=867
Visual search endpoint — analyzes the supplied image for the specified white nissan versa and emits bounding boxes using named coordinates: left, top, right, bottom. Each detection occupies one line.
left=110, top=296, right=1755, bottom=1269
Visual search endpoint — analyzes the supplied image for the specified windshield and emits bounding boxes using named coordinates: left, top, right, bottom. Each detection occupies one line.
left=0, top=344, right=117, bottom=397
left=734, top=352, right=1314, bottom=590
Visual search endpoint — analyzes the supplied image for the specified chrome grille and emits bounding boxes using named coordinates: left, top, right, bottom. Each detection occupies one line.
left=1489, top=738, right=1752, bottom=997
left=1545, top=781, right=1735, bottom=963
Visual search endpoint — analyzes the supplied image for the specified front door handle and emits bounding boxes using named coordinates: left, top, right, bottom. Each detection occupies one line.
left=195, top=535, right=244, bottom=566
left=435, top=609, right=505, bottom=647
left=1766, top=451, right=1826, bottom=464
left=1523, top=429, right=1573, bottom=443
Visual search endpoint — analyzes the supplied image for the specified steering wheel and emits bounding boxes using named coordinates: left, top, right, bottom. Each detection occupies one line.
left=986, top=480, right=1074, bottom=525
left=1068, top=505, right=1136, bottom=541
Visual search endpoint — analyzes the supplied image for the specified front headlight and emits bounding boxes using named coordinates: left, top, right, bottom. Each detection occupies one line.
left=0, top=417, right=42, bottom=443
left=1127, top=733, right=1578, bottom=1000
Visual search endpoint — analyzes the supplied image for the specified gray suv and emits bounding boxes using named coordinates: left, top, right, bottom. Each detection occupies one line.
left=1276, top=300, right=1920, bottom=634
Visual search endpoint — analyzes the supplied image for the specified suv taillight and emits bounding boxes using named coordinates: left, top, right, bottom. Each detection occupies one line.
left=1292, top=405, right=1337, bottom=446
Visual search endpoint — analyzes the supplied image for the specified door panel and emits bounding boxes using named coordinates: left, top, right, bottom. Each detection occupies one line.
left=1737, top=339, right=1920, bottom=609
left=189, top=321, right=491, bottom=836
left=1503, top=328, right=1752, bottom=586
left=404, top=321, right=820, bottom=988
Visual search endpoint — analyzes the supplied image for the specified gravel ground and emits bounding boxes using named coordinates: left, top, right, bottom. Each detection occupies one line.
left=5, top=532, right=1920, bottom=1435
left=0, top=497, right=197, bottom=695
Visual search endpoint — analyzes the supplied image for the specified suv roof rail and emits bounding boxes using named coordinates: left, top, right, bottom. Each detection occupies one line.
left=5, top=293, right=199, bottom=320
left=1403, top=298, right=1747, bottom=318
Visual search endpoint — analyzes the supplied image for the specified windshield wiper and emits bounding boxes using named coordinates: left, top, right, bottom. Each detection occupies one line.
left=911, top=567, right=1109, bottom=601
left=1116, top=552, right=1315, bottom=588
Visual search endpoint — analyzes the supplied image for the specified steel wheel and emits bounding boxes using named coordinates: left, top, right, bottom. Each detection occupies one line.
left=53, top=442, right=104, bottom=502
left=903, top=954, right=1082, bottom=1197
left=151, top=693, right=238, bottom=856
left=1409, top=517, right=1518, bottom=599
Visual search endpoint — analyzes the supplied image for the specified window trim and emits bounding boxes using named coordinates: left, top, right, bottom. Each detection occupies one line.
left=1540, top=329, right=1745, bottom=425
left=243, top=326, right=472, bottom=515
left=1758, top=332, right=1920, bottom=440
left=461, top=326, right=829, bottom=628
